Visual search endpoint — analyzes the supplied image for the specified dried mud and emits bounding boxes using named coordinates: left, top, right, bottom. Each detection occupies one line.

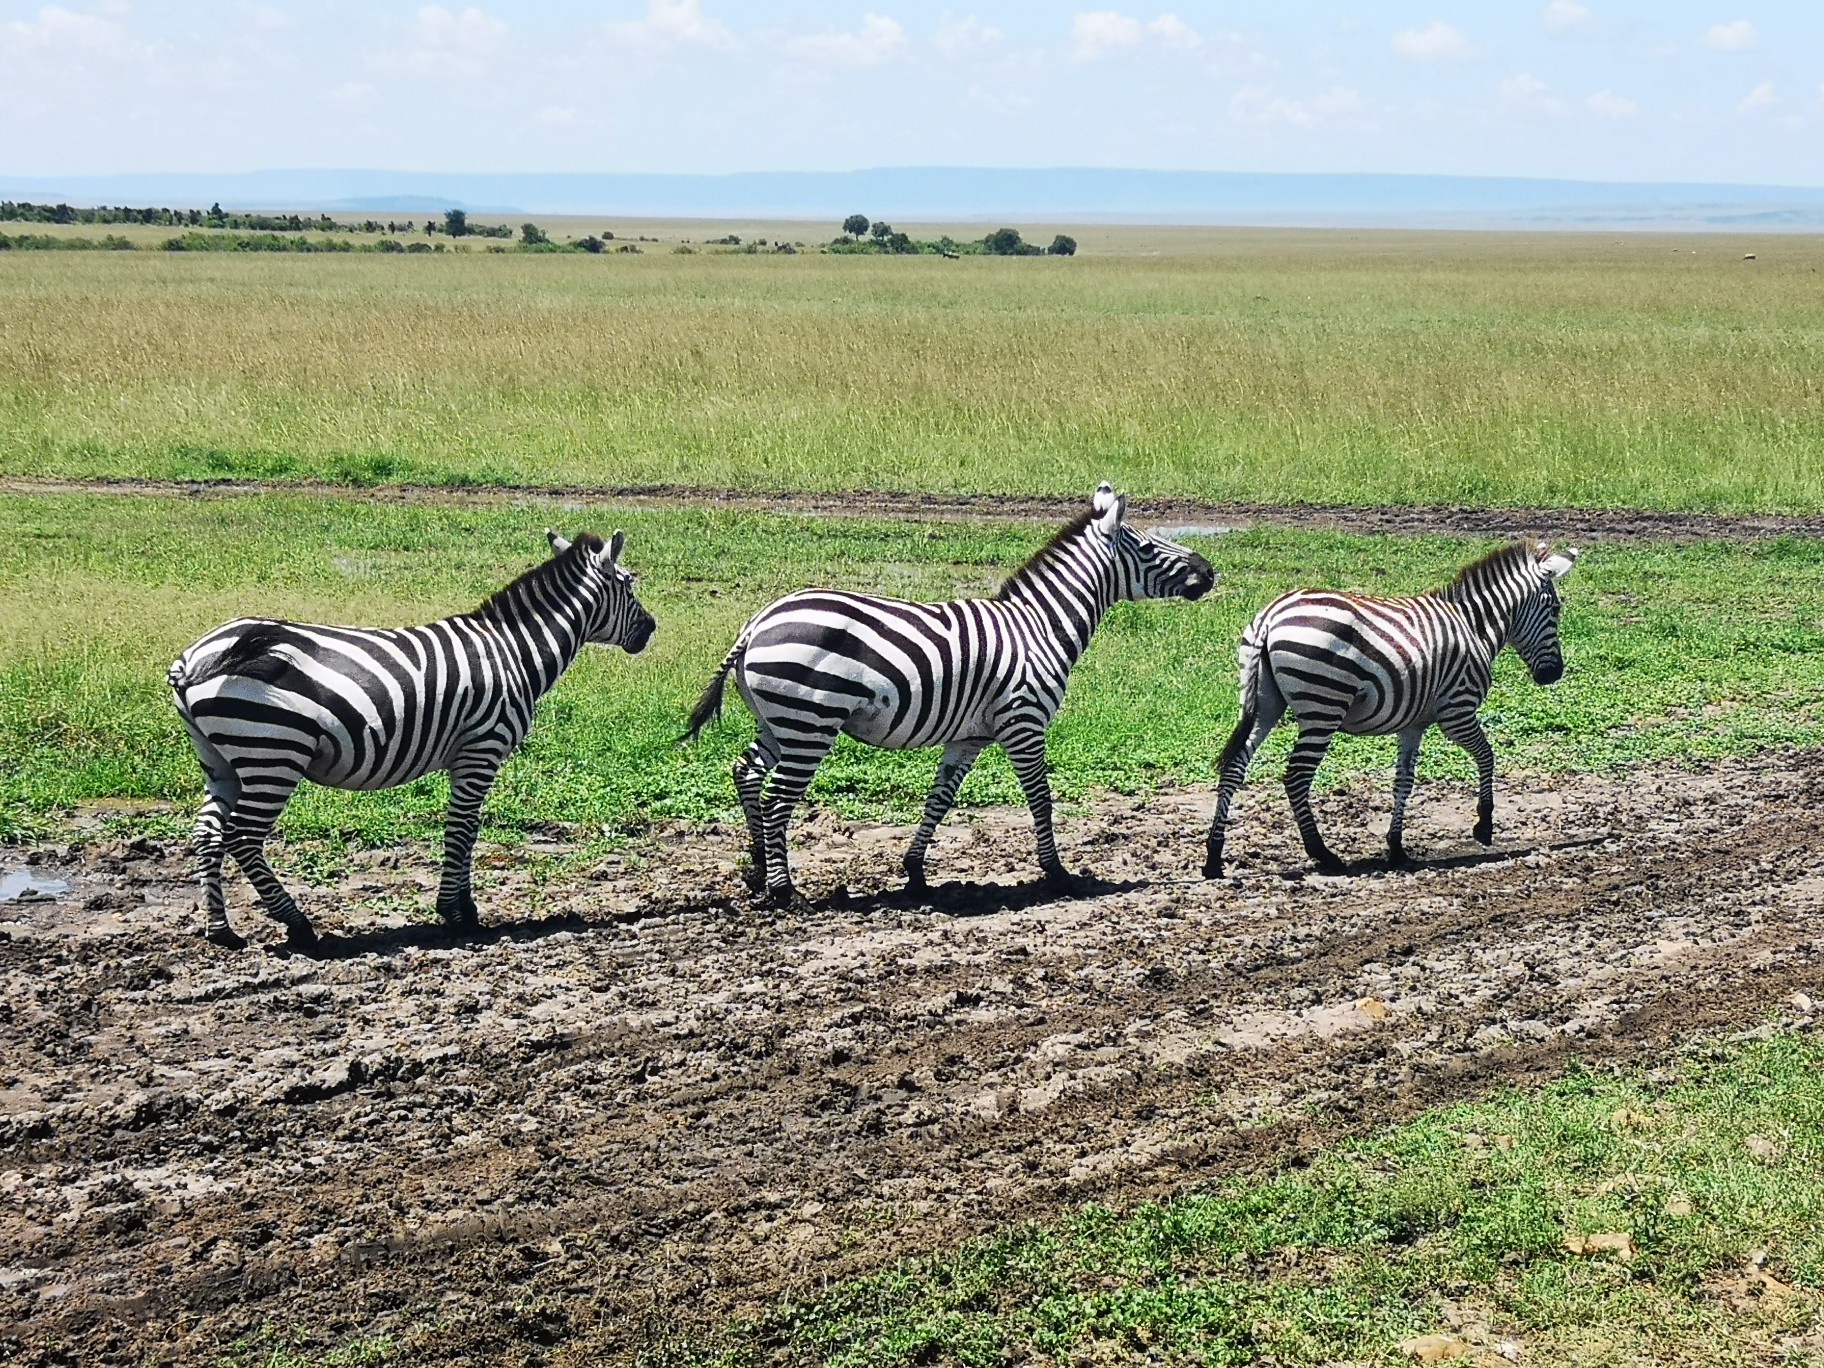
left=9, top=476, right=1824, bottom=544
left=4, top=752, right=1823, bottom=1365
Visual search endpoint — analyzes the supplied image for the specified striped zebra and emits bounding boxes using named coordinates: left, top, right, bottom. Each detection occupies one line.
left=684, top=485, right=1214, bottom=907
left=1202, top=541, right=1579, bottom=878
left=168, top=530, right=655, bottom=952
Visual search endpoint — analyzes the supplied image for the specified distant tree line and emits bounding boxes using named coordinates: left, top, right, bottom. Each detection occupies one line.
left=829, top=216, right=1076, bottom=257
left=0, top=201, right=443, bottom=234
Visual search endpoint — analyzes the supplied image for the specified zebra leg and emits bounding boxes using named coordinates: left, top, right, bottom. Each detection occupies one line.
left=1439, top=710, right=1498, bottom=845
left=758, top=732, right=838, bottom=911
left=437, top=752, right=503, bottom=932
left=222, top=770, right=317, bottom=953
left=193, top=786, right=240, bottom=949
left=732, top=735, right=779, bottom=892
left=1387, top=726, right=1426, bottom=868
left=903, top=739, right=988, bottom=892
left=1284, top=721, right=1345, bottom=874
left=1203, top=697, right=1284, bottom=879
left=1000, top=727, right=1074, bottom=888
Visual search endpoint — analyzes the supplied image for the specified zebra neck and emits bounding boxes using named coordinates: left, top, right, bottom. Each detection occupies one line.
left=474, top=570, right=593, bottom=696
left=1000, top=540, right=1118, bottom=665
left=1444, top=580, right=1526, bottom=661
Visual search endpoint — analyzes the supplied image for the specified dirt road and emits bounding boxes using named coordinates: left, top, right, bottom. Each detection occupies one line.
left=9, top=475, right=1824, bottom=544
left=3, top=752, right=1821, bottom=1364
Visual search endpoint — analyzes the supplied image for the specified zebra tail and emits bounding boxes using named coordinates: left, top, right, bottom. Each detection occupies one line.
left=1218, top=618, right=1267, bottom=772
left=681, top=643, right=744, bottom=744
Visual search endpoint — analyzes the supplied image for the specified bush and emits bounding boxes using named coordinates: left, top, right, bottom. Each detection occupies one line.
left=443, top=208, right=469, bottom=238
left=520, top=222, right=549, bottom=246
left=577, top=236, right=607, bottom=254
left=1047, top=234, right=1078, bottom=257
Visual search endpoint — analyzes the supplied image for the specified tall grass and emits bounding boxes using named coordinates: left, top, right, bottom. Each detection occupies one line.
left=3, top=232, right=1823, bottom=509
left=5, top=492, right=1824, bottom=845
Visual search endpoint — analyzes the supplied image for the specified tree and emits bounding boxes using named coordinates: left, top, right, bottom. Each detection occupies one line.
left=520, top=222, right=550, bottom=246
left=983, top=227, right=1024, bottom=255
left=443, top=208, right=469, bottom=238
left=842, top=213, right=869, bottom=237
left=1047, top=234, right=1078, bottom=257
left=869, top=220, right=892, bottom=240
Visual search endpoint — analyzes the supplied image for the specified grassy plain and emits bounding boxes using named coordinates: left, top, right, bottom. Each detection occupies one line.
left=4, top=230, right=1823, bottom=509
left=671, top=1029, right=1824, bottom=1368
left=4, top=492, right=1824, bottom=851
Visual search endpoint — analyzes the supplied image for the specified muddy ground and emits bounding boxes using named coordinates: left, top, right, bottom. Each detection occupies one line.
left=10, top=476, right=1824, bottom=544
left=4, top=752, right=1822, bottom=1365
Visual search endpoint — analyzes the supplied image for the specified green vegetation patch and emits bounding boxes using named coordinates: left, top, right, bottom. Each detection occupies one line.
left=4, top=493, right=1824, bottom=848
left=662, top=1030, right=1824, bottom=1368
left=4, top=236, right=1823, bottom=510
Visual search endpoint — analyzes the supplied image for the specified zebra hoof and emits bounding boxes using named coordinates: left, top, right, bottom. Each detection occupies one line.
left=903, top=870, right=928, bottom=896
left=1201, top=858, right=1224, bottom=880
left=1472, top=820, right=1494, bottom=847
left=1041, top=866, right=1084, bottom=894
left=1387, top=842, right=1415, bottom=870
left=759, top=886, right=811, bottom=914
left=282, top=925, right=322, bottom=958
left=1310, top=855, right=1348, bottom=877
left=202, top=925, right=247, bottom=951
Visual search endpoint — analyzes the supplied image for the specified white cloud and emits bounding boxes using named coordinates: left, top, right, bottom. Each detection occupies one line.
left=1500, top=72, right=1567, bottom=115
left=1230, top=84, right=1360, bottom=128
left=1702, top=20, right=1756, bottom=51
left=1541, top=1, right=1593, bottom=35
left=784, top=13, right=906, bottom=68
left=607, top=0, right=736, bottom=53
left=3, top=5, right=143, bottom=58
left=1586, top=89, right=1638, bottom=118
left=1391, top=20, right=1472, bottom=61
left=1148, top=13, right=1201, bottom=51
left=1737, top=80, right=1775, bottom=113
left=1071, top=10, right=1143, bottom=60
left=385, top=6, right=507, bottom=78
left=1070, top=11, right=1209, bottom=62
left=934, top=13, right=1000, bottom=60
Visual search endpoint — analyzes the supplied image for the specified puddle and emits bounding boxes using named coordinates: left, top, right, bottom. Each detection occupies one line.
left=0, top=869, right=71, bottom=904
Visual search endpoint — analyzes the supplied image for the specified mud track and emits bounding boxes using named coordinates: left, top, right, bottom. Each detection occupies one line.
left=4, top=753, right=1822, bottom=1364
left=8, top=476, right=1824, bottom=543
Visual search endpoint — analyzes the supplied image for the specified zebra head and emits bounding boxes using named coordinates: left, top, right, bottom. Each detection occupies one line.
left=1508, top=543, right=1580, bottom=685
left=545, top=529, right=657, bottom=654
left=1093, top=484, right=1217, bottom=603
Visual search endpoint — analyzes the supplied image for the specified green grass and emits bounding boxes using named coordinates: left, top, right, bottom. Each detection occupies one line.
left=5, top=492, right=1824, bottom=850
left=4, top=233, right=1824, bottom=510
left=658, top=1029, right=1824, bottom=1368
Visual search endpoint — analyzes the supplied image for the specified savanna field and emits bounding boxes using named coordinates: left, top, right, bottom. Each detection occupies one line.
left=3, top=228, right=1824, bottom=1367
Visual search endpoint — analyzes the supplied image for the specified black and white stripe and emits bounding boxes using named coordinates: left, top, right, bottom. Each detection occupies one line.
left=1203, top=540, right=1578, bottom=877
left=686, top=484, right=1214, bottom=906
left=169, top=530, right=655, bottom=951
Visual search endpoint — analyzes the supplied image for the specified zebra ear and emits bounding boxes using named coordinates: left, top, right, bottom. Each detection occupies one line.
left=1091, top=482, right=1117, bottom=516
left=1541, top=547, right=1579, bottom=580
left=546, top=528, right=572, bottom=556
left=1094, top=492, right=1126, bottom=538
left=605, top=530, right=625, bottom=566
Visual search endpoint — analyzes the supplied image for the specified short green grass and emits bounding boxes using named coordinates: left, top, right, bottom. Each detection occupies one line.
left=4, top=232, right=1824, bottom=510
left=5, top=492, right=1824, bottom=853
left=657, top=1029, right=1824, bottom=1368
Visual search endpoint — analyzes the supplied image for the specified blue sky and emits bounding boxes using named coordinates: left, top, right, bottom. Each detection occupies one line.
left=2, top=2, right=1820, bottom=185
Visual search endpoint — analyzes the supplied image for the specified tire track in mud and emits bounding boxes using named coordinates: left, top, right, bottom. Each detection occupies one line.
left=2, top=753, right=1821, bottom=1364
left=8, top=475, right=1824, bottom=543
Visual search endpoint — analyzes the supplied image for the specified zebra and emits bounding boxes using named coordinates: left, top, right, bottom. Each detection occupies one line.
left=168, top=530, right=655, bottom=952
left=684, top=484, right=1215, bottom=908
left=1202, top=540, right=1579, bottom=879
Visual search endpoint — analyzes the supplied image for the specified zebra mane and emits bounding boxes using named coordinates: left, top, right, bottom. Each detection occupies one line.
left=473, top=534, right=604, bottom=620
left=992, top=511, right=1098, bottom=602
left=1441, top=541, right=1537, bottom=597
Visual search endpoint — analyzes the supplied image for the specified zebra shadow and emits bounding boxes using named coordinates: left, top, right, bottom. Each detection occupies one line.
left=293, top=903, right=724, bottom=961
left=824, top=873, right=1152, bottom=919
left=1275, top=833, right=1611, bottom=881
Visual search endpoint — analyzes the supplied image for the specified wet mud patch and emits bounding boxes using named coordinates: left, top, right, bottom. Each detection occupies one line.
left=2, top=752, right=1821, bottom=1364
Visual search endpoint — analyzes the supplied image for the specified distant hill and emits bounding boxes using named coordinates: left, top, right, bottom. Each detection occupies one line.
left=6, top=167, right=1824, bottom=229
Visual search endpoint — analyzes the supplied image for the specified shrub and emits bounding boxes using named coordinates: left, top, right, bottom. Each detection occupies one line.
left=870, top=221, right=892, bottom=239
left=983, top=227, right=1041, bottom=256
left=443, top=208, right=470, bottom=238
left=1047, top=234, right=1078, bottom=257
left=520, top=222, right=550, bottom=246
